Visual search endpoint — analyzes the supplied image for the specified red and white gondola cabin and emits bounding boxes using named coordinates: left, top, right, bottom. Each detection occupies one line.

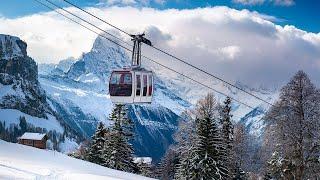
left=109, top=67, right=153, bottom=104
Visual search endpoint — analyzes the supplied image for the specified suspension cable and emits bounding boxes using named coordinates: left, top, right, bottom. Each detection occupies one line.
left=44, top=0, right=132, bottom=48
left=33, top=0, right=265, bottom=112
left=62, top=0, right=130, bottom=36
left=61, top=0, right=274, bottom=107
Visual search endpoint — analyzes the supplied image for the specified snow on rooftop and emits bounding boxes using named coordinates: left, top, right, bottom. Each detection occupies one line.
left=19, top=132, right=47, bottom=140
left=133, top=157, right=152, bottom=165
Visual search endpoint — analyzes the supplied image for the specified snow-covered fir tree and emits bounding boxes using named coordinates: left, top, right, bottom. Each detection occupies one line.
left=87, top=122, right=107, bottom=165
left=176, top=145, right=199, bottom=179
left=221, top=97, right=233, bottom=150
left=264, top=71, right=320, bottom=179
left=220, top=97, right=234, bottom=176
left=266, top=148, right=287, bottom=179
left=103, top=104, right=137, bottom=173
left=233, top=165, right=247, bottom=180
left=176, top=93, right=228, bottom=179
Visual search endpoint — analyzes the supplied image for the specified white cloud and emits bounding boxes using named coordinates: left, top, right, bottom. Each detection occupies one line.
left=102, top=0, right=137, bottom=6
left=233, top=0, right=265, bottom=5
left=0, top=6, right=319, bottom=87
left=218, top=46, right=241, bottom=60
left=273, top=0, right=294, bottom=6
left=99, top=0, right=164, bottom=6
left=154, top=0, right=165, bottom=5
left=233, top=0, right=295, bottom=6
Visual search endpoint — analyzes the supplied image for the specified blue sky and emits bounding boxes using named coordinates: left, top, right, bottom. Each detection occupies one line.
left=1, top=0, right=319, bottom=33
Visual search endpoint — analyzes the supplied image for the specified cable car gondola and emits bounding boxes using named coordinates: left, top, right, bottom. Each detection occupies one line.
left=109, top=34, right=154, bottom=104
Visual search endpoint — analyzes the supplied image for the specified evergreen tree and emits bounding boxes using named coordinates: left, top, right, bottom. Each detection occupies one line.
left=263, top=173, right=273, bottom=180
left=173, top=110, right=197, bottom=179
left=103, top=104, right=136, bottom=173
left=88, top=122, right=107, bottom=165
left=221, top=97, right=233, bottom=152
left=233, top=165, right=247, bottom=180
left=220, top=97, right=234, bottom=177
left=176, top=145, right=199, bottom=179
left=19, top=116, right=27, bottom=133
left=176, top=93, right=228, bottom=179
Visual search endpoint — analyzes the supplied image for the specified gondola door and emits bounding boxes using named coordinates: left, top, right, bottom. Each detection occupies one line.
left=141, top=73, right=148, bottom=102
left=134, top=72, right=142, bottom=103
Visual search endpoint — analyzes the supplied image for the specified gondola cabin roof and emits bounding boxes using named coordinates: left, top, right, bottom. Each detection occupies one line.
left=112, top=67, right=152, bottom=73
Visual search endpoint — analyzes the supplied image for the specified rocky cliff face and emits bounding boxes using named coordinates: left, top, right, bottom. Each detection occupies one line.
left=0, top=35, right=27, bottom=60
left=0, top=35, right=50, bottom=118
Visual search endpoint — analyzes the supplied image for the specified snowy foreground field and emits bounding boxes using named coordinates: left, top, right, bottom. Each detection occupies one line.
left=0, top=140, right=153, bottom=180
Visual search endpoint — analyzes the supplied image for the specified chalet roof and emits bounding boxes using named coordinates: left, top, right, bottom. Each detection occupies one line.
left=19, top=132, right=47, bottom=140
left=133, top=157, right=152, bottom=165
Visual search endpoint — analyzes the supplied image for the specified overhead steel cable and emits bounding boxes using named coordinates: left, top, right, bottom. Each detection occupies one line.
left=140, top=55, right=258, bottom=110
left=43, top=0, right=132, bottom=48
left=61, top=0, right=274, bottom=108
left=33, top=0, right=264, bottom=112
left=33, top=0, right=129, bottom=50
left=62, top=0, right=130, bottom=36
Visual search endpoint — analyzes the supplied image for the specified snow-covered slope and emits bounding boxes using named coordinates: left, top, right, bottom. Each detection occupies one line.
left=0, top=109, right=63, bottom=133
left=0, top=140, right=152, bottom=180
left=39, top=57, right=76, bottom=76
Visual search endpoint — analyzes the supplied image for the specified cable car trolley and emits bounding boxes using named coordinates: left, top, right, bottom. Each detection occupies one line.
left=109, top=34, right=154, bottom=104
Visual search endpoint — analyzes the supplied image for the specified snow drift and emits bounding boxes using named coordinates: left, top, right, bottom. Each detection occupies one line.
left=0, top=140, right=153, bottom=180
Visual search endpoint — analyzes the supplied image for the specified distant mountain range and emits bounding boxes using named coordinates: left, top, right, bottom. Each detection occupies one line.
left=0, top=33, right=278, bottom=162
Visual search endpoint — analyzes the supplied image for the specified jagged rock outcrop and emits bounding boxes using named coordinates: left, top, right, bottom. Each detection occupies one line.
left=0, top=35, right=50, bottom=118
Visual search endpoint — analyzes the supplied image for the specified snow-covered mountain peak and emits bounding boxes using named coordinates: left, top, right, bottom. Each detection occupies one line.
left=0, top=34, right=27, bottom=60
left=56, top=57, right=76, bottom=73
left=67, top=33, right=130, bottom=80
left=234, top=80, right=276, bottom=95
left=91, top=33, right=125, bottom=53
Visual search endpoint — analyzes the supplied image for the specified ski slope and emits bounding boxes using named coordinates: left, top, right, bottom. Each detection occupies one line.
left=0, top=140, right=153, bottom=180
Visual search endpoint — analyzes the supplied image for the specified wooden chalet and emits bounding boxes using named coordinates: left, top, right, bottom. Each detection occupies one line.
left=18, top=132, right=48, bottom=149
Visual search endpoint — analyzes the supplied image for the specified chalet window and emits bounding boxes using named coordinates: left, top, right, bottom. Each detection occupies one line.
left=25, top=139, right=33, bottom=146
